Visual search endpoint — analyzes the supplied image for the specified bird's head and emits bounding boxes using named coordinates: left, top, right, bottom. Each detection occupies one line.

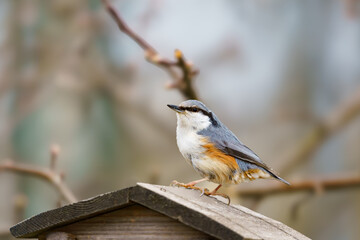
left=167, top=100, right=218, bottom=131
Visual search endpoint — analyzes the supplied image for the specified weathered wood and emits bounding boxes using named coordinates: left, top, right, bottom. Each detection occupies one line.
left=129, top=184, right=242, bottom=240
left=39, top=232, right=76, bottom=240
left=54, top=204, right=215, bottom=240
left=10, top=183, right=311, bottom=240
left=11, top=188, right=131, bottom=238
left=135, top=183, right=310, bottom=240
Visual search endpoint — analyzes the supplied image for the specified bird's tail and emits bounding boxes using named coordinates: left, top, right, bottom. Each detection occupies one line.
left=268, top=171, right=290, bottom=185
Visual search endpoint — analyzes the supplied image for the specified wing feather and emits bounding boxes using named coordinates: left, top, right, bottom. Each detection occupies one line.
left=199, top=123, right=289, bottom=185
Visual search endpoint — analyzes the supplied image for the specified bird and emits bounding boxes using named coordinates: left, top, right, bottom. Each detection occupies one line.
left=167, top=100, right=289, bottom=204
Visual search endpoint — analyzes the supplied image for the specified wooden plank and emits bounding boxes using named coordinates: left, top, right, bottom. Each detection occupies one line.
left=135, top=183, right=311, bottom=240
left=130, top=184, right=244, bottom=240
left=10, top=187, right=132, bottom=238
left=232, top=204, right=307, bottom=239
left=39, top=232, right=76, bottom=240
left=52, top=204, right=216, bottom=240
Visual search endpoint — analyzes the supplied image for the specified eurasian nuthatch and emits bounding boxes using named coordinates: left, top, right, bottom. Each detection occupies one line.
left=168, top=100, right=289, bottom=203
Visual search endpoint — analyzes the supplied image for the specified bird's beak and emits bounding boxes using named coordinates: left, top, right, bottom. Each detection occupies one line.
left=167, top=104, right=184, bottom=113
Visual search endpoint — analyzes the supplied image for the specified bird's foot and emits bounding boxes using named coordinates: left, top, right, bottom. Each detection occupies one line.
left=200, top=189, right=231, bottom=205
left=170, top=180, right=209, bottom=193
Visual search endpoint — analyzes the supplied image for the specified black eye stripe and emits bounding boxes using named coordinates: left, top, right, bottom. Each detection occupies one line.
left=180, top=106, right=219, bottom=127
left=181, top=106, right=201, bottom=113
left=182, top=107, right=209, bottom=116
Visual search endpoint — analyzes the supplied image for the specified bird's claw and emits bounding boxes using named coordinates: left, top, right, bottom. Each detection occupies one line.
left=171, top=180, right=230, bottom=205
left=199, top=188, right=210, bottom=197
left=170, top=180, right=182, bottom=187
left=201, top=191, right=231, bottom=205
left=171, top=180, right=199, bottom=190
left=171, top=180, right=208, bottom=194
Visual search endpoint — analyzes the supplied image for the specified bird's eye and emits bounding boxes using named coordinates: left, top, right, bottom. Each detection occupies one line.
left=191, top=107, right=199, bottom=112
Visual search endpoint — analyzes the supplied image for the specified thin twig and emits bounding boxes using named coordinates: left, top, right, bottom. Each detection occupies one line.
left=50, top=144, right=60, bottom=171
left=278, top=87, right=360, bottom=174
left=237, top=173, right=360, bottom=198
left=102, top=0, right=199, bottom=100
left=0, top=160, right=77, bottom=204
left=102, top=0, right=156, bottom=55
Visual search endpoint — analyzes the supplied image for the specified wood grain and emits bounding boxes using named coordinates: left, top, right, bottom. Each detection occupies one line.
left=135, top=183, right=311, bottom=240
left=39, top=232, right=76, bottom=240
left=130, top=184, right=242, bottom=240
left=54, top=204, right=215, bottom=240
left=11, top=188, right=131, bottom=238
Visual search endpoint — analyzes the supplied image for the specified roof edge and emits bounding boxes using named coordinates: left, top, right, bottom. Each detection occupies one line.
left=132, top=183, right=241, bottom=240
left=10, top=187, right=133, bottom=238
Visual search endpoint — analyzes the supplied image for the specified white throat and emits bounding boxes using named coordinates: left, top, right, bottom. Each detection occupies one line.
left=175, top=112, right=211, bottom=165
left=176, top=112, right=211, bottom=132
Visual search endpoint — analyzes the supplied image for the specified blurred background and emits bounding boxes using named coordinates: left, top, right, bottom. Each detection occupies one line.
left=0, top=0, right=360, bottom=239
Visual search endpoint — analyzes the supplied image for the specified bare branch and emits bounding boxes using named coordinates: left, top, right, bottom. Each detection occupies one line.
left=237, top=173, right=360, bottom=198
left=102, top=0, right=156, bottom=55
left=50, top=144, right=61, bottom=171
left=278, top=87, right=360, bottom=174
left=102, top=0, right=199, bottom=100
left=0, top=160, right=77, bottom=204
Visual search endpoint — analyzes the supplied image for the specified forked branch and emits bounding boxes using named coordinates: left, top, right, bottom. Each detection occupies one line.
left=102, top=0, right=199, bottom=100
left=0, top=146, right=77, bottom=204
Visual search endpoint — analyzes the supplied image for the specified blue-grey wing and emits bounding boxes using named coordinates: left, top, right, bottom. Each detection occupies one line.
left=199, top=123, right=289, bottom=185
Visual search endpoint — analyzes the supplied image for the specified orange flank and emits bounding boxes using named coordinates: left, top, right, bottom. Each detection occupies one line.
left=202, top=142, right=238, bottom=171
left=201, top=139, right=271, bottom=184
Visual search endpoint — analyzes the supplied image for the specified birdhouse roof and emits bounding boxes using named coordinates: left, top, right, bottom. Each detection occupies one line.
left=10, top=183, right=310, bottom=240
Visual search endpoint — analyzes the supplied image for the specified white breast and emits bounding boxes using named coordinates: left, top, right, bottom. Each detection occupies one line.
left=176, top=125, right=204, bottom=165
left=176, top=126, right=237, bottom=184
left=175, top=112, right=211, bottom=166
